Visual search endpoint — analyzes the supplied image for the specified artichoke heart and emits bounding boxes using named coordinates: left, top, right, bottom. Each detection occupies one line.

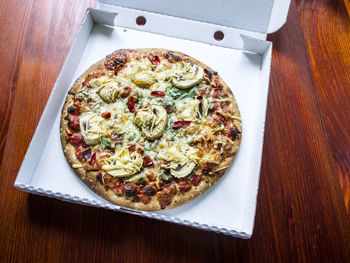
left=170, top=162, right=196, bottom=178
left=134, top=105, right=167, bottom=140
left=102, top=149, right=143, bottom=177
left=172, top=62, right=204, bottom=89
left=132, top=72, right=155, bottom=88
left=158, top=142, right=199, bottom=178
left=79, top=113, right=101, bottom=145
left=98, top=82, right=120, bottom=103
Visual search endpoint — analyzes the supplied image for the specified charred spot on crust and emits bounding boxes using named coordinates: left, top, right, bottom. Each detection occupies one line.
left=67, top=105, right=78, bottom=115
left=143, top=185, right=157, bottom=196
left=165, top=52, right=182, bottom=62
left=104, top=50, right=128, bottom=72
left=204, top=68, right=213, bottom=80
left=97, top=172, right=104, bottom=185
left=123, top=183, right=138, bottom=197
left=230, top=127, right=241, bottom=141
left=203, top=168, right=210, bottom=175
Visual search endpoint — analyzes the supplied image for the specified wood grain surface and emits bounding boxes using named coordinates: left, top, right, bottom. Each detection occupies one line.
left=0, top=0, right=349, bottom=262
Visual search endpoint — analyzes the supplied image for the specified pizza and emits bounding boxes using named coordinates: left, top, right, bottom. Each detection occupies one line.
left=60, top=48, right=242, bottom=210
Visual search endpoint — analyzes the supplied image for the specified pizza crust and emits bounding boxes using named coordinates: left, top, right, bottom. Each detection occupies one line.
left=60, top=48, right=242, bottom=211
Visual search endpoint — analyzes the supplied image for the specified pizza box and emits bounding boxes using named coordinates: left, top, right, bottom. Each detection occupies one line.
left=14, top=0, right=290, bottom=238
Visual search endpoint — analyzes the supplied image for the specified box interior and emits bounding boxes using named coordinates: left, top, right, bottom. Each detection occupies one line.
left=15, top=9, right=273, bottom=238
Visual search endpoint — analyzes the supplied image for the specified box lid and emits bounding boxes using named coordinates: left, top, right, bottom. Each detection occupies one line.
left=99, top=0, right=290, bottom=34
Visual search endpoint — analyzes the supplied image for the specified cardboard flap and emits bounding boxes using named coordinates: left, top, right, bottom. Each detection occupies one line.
left=99, top=0, right=290, bottom=34
left=267, top=0, right=291, bottom=33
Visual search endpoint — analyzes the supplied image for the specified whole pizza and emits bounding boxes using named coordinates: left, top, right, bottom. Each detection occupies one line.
left=60, top=48, right=242, bottom=210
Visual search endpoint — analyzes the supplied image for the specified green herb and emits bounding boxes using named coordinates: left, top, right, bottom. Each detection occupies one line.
left=208, top=102, right=214, bottom=111
left=187, top=86, right=201, bottom=98
left=76, top=87, right=93, bottom=102
left=168, top=85, right=203, bottom=100
left=138, top=177, right=146, bottom=186
left=168, top=86, right=186, bottom=99
left=167, top=117, right=174, bottom=128
left=124, top=172, right=146, bottom=185
left=160, top=171, right=173, bottom=181
left=100, top=137, right=111, bottom=149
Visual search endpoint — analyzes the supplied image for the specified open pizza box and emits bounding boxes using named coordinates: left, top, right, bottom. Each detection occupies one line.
left=14, top=0, right=290, bottom=238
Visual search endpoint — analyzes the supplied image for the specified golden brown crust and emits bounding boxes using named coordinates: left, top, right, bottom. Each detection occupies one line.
left=60, top=48, right=242, bottom=211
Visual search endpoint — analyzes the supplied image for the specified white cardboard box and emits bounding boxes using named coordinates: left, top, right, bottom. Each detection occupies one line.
left=14, top=0, right=290, bottom=238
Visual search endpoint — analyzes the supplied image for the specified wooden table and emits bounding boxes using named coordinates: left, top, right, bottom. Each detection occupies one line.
left=1, top=0, right=349, bottom=262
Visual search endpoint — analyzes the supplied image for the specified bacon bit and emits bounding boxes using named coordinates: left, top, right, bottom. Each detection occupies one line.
left=101, top=112, right=111, bottom=119
left=157, top=184, right=177, bottom=209
left=196, top=89, right=205, bottom=100
left=148, top=54, right=160, bottom=65
left=162, top=104, right=173, bottom=113
left=90, top=152, right=97, bottom=166
left=128, top=144, right=136, bottom=153
left=216, top=112, right=227, bottom=125
left=120, top=86, right=132, bottom=98
left=143, top=155, right=154, bottom=167
left=127, top=96, right=137, bottom=113
left=191, top=171, right=202, bottom=186
left=172, top=120, right=191, bottom=129
left=146, top=170, right=156, bottom=182
left=70, top=133, right=83, bottom=146
left=178, top=180, right=192, bottom=192
left=151, top=91, right=165, bottom=97
left=68, top=115, right=80, bottom=130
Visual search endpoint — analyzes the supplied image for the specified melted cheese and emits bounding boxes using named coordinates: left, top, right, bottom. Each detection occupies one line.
left=75, top=52, right=232, bottom=180
left=102, top=147, right=143, bottom=177
left=157, top=139, right=199, bottom=165
left=175, top=98, right=200, bottom=120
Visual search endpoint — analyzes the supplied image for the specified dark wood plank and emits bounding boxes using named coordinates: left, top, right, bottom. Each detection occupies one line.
left=0, top=0, right=349, bottom=262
